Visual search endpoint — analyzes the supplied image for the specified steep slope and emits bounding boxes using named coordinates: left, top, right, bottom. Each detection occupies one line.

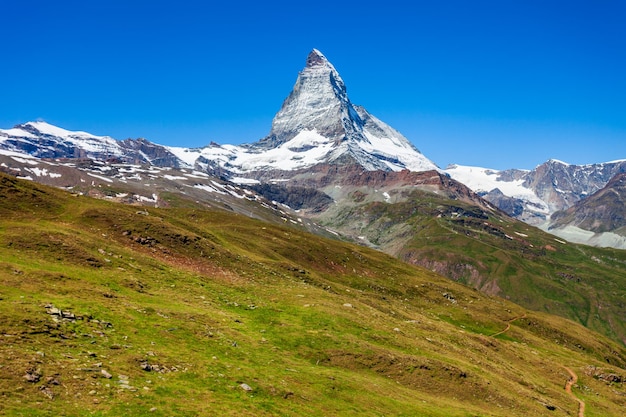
left=548, top=172, right=626, bottom=248
left=1, top=174, right=625, bottom=416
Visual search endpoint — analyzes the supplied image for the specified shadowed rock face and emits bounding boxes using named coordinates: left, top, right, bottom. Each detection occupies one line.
left=522, top=160, right=626, bottom=214
left=550, top=172, right=626, bottom=234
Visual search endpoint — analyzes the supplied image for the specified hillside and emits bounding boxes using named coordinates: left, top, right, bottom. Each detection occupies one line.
left=1, top=173, right=625, bottom=416
left=309, top=178, right=626, bottom=347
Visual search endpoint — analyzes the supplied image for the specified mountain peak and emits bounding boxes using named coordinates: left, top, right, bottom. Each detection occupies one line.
left=306, top=48, right=329, bottom=68
left=246, top=50, right=438, bottom=173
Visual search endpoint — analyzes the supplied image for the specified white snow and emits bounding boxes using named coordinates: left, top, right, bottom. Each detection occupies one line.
left=86, top=173, right=113, bottom=183
left=11, top=156, right=39, bottom=165
left=0, top=149, right=35, bottom=158
left=26, top=167, right=62, bottom=178
left=0, top=127, right=37, bottom=138
left=231, top=177, right=260, bottom=184
left=445, top=164, right=549, bottom=214
left=193, top=183, right=226, bottom=195
left=548, top=159, right=570, bottom=166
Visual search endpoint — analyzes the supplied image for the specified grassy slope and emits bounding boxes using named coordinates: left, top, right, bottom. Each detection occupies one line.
left=1, top=173, right=625, bottom=416
left=319, top=189, right=626, bottom=346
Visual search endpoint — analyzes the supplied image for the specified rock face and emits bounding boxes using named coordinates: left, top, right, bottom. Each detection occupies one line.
left=550, top=172, right=626, bottom=235
left=522, top=159, right=626, bottom=214
left=259, top=49, right=354, bottom=147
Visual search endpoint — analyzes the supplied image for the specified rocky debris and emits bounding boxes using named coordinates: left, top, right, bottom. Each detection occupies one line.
left=118, top=374, right=135, bottom=390
left=101, top=369, right=112, bottom=379
left=246, top=183, right=333, bottom=213
left=443, top=292, right=457, bottom=304
left=46, top=376, right=61, bottom=385
left=45, top=303, right=80, bottom=322
left=39, top=385, right=55, bottom=399
left=138, top=359, right=184, bottom=374
left=134, top=236, right=158, bottom=246
left=585, top=365, right=624, bottom=383
left=23, top=367, right=42, bottom=383
left=239, top=383, right=253, bottom=392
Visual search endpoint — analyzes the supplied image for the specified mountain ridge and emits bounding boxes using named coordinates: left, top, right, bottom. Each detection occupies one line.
left=445, top=159, right=626, bottom=248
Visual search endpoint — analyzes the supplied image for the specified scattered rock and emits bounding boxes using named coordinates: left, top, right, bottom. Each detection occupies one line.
left=443, top=292, right=457, bottom=303
left=118, top=375, right=135, bottom=391
left=45, top=304, right=80, bottom=322
left=46, top=376, right=61, bottom=385
left=101, top=369, right=112, bottom=379
left=24, top=367, right=42, bottom=383
left=342, top=303, right=353, bottom=308
left=39, top=385, right=54, bottom=399
left=240, top=383, right=253, bottom=392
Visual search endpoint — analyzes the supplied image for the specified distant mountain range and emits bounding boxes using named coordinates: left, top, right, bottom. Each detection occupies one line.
left=446, top=159, right=626, bottom=248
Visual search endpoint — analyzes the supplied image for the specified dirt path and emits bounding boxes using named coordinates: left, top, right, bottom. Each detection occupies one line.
left=490, top=316, right=585, bottom=416
left=490, top=314, right=526, bottom=337
left=564, top=366, right=585, bottom=417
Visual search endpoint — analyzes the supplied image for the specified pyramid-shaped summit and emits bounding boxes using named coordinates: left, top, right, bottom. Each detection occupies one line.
left=260, top=49, right=355, bottom=147
left=251, top=49, right=438, bottom=172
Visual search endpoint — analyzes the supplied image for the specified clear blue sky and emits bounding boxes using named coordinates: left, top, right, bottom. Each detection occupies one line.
left=1, top=0, right=624, bottom=170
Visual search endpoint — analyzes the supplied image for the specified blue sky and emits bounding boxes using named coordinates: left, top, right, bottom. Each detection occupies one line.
left=1, top=0, right=624, bottom=170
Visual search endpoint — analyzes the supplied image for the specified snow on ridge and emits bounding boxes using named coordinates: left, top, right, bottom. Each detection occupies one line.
left=445, top=164, right=548, bottom=212
left=3, top=121, right=124, bottom=156
left=0, top=149, right=37, bottom=159
left=25, top=121, right=102, bottom=139
left=0, top=127, right=38, bottom=139
left=547, top=159, right=570, bottom=166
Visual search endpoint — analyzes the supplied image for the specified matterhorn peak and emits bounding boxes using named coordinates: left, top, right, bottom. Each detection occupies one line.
left=306, top=48, right=330, bottom=68
left=247, top=49, right=438, bottom=173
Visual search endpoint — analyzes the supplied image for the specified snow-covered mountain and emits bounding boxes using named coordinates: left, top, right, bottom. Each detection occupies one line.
left=445, top=159, right=626, bottom=247
left=168, top=49, right=438, bottom=178
left=0, top=121, right=181, bottom=167
left=446, top=160, right=626, bottom=222
left=2, top=50, right=438, bottom=181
